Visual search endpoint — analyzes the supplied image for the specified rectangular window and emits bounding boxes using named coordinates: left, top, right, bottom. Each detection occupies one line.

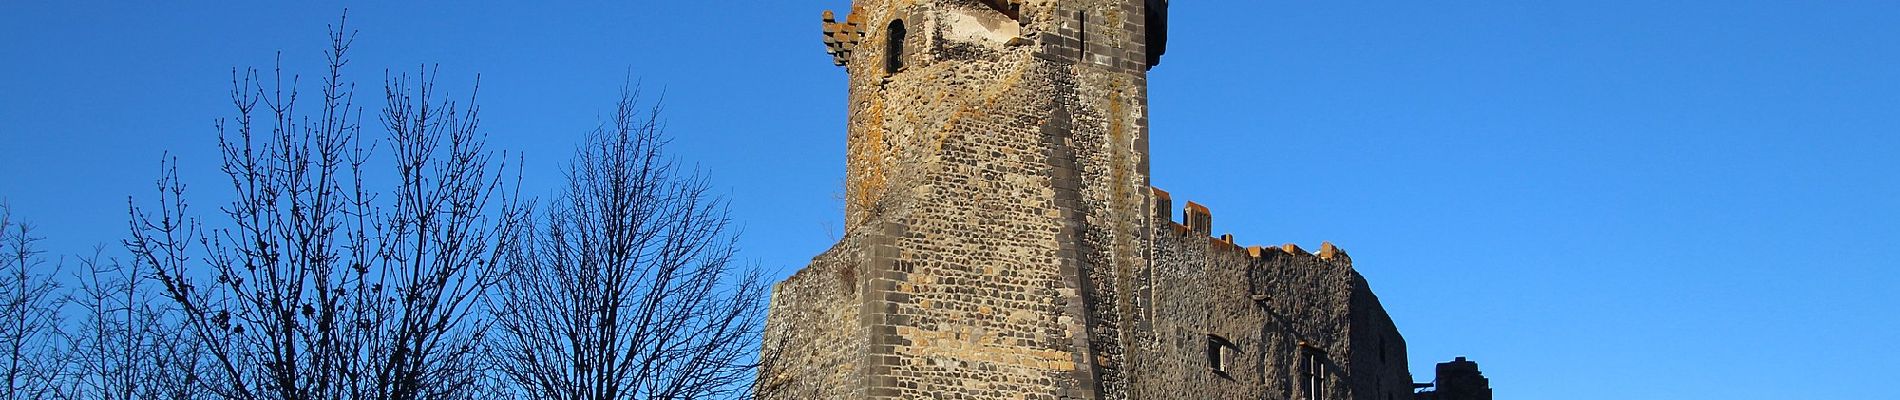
left=1207, top=335, right=1234, bottom=375
left=1302, top=351, right=1326, bottom=399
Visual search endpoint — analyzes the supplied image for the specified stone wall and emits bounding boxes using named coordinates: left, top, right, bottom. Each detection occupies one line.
left=1349, top=276, right=1418, bottom=400
left=1126, top=191, right=1415, bottom=400
left=758, top=238, right=870, bottom=399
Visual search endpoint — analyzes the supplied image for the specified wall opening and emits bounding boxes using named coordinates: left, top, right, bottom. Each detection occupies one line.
left=1207, top=334, right=1234, bottom=376
left=1302, top=350, right=1327, bottom=400
left=885, top=19, right=906, bottom=74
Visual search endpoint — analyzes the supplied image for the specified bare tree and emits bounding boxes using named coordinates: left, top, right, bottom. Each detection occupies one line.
left=127, top=15, right=523, bottom=400
left=58, top=248, right=208, bottom=400
left=489, top=86, right=768, bottom=400
left=0, top=204, right=63, bottom=400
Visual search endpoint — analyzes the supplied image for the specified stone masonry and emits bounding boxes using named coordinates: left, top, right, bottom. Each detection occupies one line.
left=759, top=1, right=1486, bottom=399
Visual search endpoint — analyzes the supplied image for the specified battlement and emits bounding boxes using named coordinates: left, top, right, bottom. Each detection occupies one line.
left=820, top=8, right=866, bottom=66
left=818, top=0, right=1165, bottom=73
left=1151, top=186, right=1352, bottom=265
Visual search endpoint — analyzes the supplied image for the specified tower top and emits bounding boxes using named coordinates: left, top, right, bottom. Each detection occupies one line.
left=819, top=0, right=1169, bottom=70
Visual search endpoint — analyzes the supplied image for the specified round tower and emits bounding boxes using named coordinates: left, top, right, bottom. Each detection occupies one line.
left=766, top=1, right=1169, bottom=399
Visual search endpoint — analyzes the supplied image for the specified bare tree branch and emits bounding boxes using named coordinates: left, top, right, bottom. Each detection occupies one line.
left=58, top=248, right=210, bottom=400
left=0, top=204, right=64, bottom=400
left=490, top=84, right=768, bottom=400
left=128, top=13, right=523, bottom=400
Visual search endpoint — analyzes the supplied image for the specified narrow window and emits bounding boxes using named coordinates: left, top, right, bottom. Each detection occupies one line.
left=1302, top=351, right=1327, bottom=400
left=1207, top=335, right=1234, bottom=375
left=1077, top=10, right=1087, bottom=53
left=885, top=19, right=906, bottom=74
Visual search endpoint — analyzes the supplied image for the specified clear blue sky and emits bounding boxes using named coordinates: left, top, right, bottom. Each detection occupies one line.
left=3, top=2, right=1896, bottom=398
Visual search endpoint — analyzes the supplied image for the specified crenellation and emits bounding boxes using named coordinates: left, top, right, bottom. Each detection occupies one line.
left=822, top=8, right=868, bottom=67
left=1183, top=201, right=1211, bottom=235
left=1150, top=187, right=1173, bottom=223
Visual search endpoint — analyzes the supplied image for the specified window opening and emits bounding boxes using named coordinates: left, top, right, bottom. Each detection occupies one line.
left=885, top=19, right=906, bottom=74
left=1302, top=351, right=1327, bottom=400
left=1078, top=10, right=1087, bottom=54
left=1207, top=335, right=1234, bottom=375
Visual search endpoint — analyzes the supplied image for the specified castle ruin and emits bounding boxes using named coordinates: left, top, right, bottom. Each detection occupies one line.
left=760, top=1, right=1491, bottom=398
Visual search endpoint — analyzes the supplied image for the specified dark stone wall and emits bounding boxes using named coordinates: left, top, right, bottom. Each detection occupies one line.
left=1417, top=357, right=1492, bottom=400
left=1126, top=192, right=1415, bottom=400
left=1349, top=277, right=1418, bottom=400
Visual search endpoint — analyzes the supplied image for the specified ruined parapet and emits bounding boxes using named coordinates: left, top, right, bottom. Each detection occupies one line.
left=1416, top=357, right=1493, bottom=400
left=976, top=0, right=1023, bottom=19
left=1152, top=187, right=1173, bottom=223
left=1318, top=241, right=1351, bottom=265
left=1137, top=189, right=1407, bottom=400
left=1150, top=186, right=1355, bottom=267
left=821, top=9, right=866, bottom=66
left=1184, top=201, right=1211, bottom=235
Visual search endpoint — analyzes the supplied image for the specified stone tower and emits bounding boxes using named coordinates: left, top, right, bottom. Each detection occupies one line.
left=763, top=1, right=1167, bottom=398
left=763, top=1, right=1473, bottom=399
